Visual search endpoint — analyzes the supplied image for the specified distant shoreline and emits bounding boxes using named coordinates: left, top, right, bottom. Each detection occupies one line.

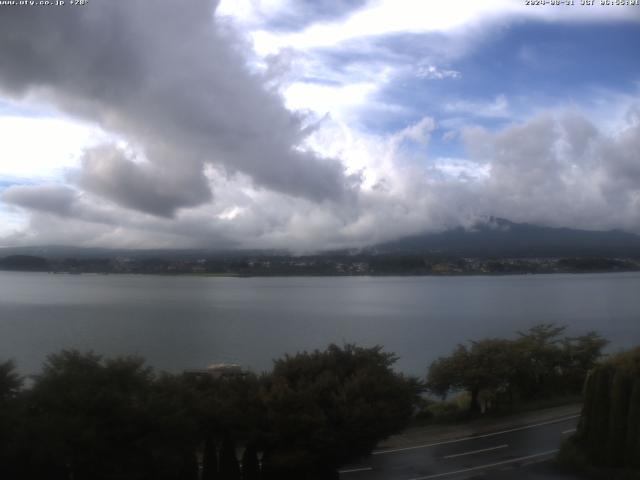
left=2, top=267, right=639, bottom=278
left=2, top=252, right=640, bottom=277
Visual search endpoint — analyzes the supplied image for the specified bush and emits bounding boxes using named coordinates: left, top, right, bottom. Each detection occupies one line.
left=573, top=346, right=640, bottom=472
left=556, top=437, right=590, bottom=473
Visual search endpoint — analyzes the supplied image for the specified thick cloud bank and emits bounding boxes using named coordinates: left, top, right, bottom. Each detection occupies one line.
left=4, top=107, right=640, bottom=250
left=0, top=0, right=353, bottom=216
left=0, top=1, right=639, bottom=250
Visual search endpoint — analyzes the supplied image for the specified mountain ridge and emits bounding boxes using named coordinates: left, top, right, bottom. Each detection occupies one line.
left=2, top=218, right=640, bottom=259
left=369, top=218, right=640, bottom=257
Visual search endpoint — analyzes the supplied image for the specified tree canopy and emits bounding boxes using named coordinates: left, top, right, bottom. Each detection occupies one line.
left=427, top=324, right=608, bottom=413
left=261, top=344, right=421, bottom=477
left=0, top=344, right=420, bottom=480
left=574, top=346, right=640, bottom=469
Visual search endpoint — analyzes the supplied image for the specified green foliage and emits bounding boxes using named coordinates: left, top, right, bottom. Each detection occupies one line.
left=186, top=371, right=264, bottom=442
left=427, top=339, right=520, bottom=413
left=413, top=395, right=471, bottom=424
left=626, top=379, right=640, bottom=468
left=262, top=344, right=421, bottom=476
left=608, top=370, right=634, bottom=465
left=3, top=350, right=203, bottom=480
left=202, top=436, right=219, bottom=480
left=578, top=369, right=598, bottom=442
left=0, top=360, right=24, bottom=480
left=2, top=344, right=420, bottom=479
left=562, top=331, right=610, bottom=392
left=241, top=443, right=260, bottom=480
left=589, top=365, right=614, bottom=464
left=556, top=436, right=590, bottom=473
left=0, top=359, right=22, bottom=400
left=427, top=324, right=608, bottom=414
left=575, top=346, right=640, bottom=470
left=219, top=435, right=240, bottom=480
left=514, top=324, right=567, bottom=398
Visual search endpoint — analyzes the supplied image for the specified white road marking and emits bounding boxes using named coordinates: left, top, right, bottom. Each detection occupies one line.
left=409, top=449, right=559, bottom=479
left=442, top=444, right=508, bottom=459
left=339, top=467, right=373, bottom=474
left=562, top=428, right=577, bottom=435
left=372, top=414, right=580, bottom=455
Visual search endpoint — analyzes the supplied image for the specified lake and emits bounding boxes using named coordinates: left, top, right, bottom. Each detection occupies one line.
left=1, top=271, right=639, bottom=377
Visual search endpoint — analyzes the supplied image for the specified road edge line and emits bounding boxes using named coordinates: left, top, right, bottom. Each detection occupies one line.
left=372, top=414, right=580, bottom=455
left=409, top=449, right=559, bottom=479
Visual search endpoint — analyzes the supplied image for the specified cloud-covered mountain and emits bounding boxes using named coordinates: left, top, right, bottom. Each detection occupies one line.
left=372, top=218, right=640, bottom=257
left=3, top=218, right=640, bottom=262
left=0, top=1, right=639, bottom=251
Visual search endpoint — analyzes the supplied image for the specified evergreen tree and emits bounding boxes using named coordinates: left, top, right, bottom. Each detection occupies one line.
left=241, top=443, right=260, bottom=480
left=624, top=378, right=640, bottom=468
left=219, top=434, right=240, bottom=480
left=577, top=369, right=597, bottom=440
left=202, top=435, right=219, bottom=480
left=574, top=346, right=640, bottom=470
left=181, top=449, right=199, bottom=480
left=587, top=365, right=613, bottom=463
left=606, top=370, right=633, bottom=465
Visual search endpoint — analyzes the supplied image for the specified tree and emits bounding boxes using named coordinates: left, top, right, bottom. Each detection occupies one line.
left=261, top=344, right=421, bottom=478
left=606, top=370, right=633, bottom=465
left=625, top=379, right=640, bottom=468
left=219, top=434, right=241, bottom=480
left=427, top=345, right=468, bottom=400
left=144, top=373, right=202, bottom=480
left=575, top=346, right=640, bottom=469
left=513, top=324, right=567, bottom=398
left=202, top=435, right=219, bottom=480
left=0, top=360, right=23, bottom=480
left=16, top=350, right=203, bottom=480
left=186, top=371, right=265, bottom=452
left=241, top=443, right=260, bottom=480
left=427, top=325, right=608, bottom=413
left=561, top=331, right=609, bottom=392
left=23, top=351, right=158, bottom=479
left=0, top=360, right=22, bottom=400
left=427, top=339, right=518, bottom=413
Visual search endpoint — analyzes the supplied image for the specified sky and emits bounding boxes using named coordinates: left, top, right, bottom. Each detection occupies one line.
left=0, top=0, right=639, bottom=251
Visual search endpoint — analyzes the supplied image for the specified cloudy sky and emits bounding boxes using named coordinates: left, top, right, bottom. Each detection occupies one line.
left=0, top=0, right=639, bottom=251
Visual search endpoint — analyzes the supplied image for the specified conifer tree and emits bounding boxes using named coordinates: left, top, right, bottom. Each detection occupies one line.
left=586, top=365, right=612, bottom=463
left=202, top=435, right=219, bottom=480
left=606, top=371, right=632, bottom=465
left=625, top=379, right=640, bottom=468
left=241, top=443, right=260, bottom=480
left=219, top=434, right=240, bottom=480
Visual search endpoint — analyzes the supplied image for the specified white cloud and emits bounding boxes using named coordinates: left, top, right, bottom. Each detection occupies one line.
left=248, top=1, right=512, bottom=54
left=0, top=0, right=355, bottom=216
left=1, top=0, right=639, bottom=251
left=0, top=115, right=107, bottom=180
left=416, top=64, right=461, bottom=80
left=244, top=0, right=639, bottom=55
left=432, top=159, right=490, bottom=182
left=217, top=0, right=289, bottom=27
left=284, top=81, right=378, bottom=119
left=4, top=106, right=640, bottom=250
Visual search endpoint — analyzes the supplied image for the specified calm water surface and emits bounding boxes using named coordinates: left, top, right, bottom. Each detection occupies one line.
left=1, top=271, right=639, bottom=376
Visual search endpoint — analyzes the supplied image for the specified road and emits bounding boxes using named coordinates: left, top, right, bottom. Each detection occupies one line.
left=339, top=413, right=580, bottom=480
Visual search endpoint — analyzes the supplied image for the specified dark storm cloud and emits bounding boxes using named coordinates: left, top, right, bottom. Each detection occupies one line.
left=0, top=0, right=354, bottom=216
left=1, top=183, right=120, bottom=226
left=2, top=185, right=76, bottom=216
left=76, top=145, right=212, bottom=218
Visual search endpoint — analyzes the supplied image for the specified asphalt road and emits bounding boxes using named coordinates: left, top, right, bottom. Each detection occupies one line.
left=339, top=414, right=580, bottom=480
